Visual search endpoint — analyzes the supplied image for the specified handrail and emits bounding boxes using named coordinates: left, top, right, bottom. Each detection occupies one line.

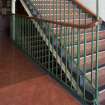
left=14, top=14, right=99, bottom=29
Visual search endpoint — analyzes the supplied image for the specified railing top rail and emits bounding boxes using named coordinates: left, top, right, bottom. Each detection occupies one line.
left=14, top=14, right=100, bottom=29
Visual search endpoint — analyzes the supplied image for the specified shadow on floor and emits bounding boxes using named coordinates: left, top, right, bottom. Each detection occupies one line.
left=0, top=31, right=46, bottom=88
left=0, top=32, right=80, bottom=105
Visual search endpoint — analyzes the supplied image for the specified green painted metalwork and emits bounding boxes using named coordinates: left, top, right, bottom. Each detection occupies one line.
left=12, top=0, right=100, bottom=104
left=83, top=12, right=86, bottom=104
left=95, top=0, right=99, bottom=104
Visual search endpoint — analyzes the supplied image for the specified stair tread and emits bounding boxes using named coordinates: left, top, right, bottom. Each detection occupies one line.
left=99, top=89, right=105, bottom=105
left=99, top=85, right=105, bottom=92
left=86, top=66, right=105, bottom=88
left=67, top=37, right=105, bottom=57
left=58, top=30, right=105, bottom=43
left=57, top=31, right=105, bottom=52
left=79, top=50, right=105, bottom=71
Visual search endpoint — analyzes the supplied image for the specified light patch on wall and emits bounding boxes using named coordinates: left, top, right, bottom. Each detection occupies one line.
left=12, top=0, right=16, bottom=14
left=76, top=0, right=105, bottom=21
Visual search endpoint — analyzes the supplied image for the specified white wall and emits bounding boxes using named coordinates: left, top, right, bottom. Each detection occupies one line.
left=11, top=0, right=16, bottom=14
left=76, top=0, right=105, bottom=21
left=99, top=0, right=105, bottom=21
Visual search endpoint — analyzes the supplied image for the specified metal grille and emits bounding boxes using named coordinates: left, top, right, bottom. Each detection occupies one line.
left=11, top=0, right=101, bottom=104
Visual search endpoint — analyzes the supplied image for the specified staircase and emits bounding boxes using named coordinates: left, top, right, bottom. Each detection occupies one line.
left=12, top=0, right=105, bottom=105
left=0, top=0, right=11, bottom=14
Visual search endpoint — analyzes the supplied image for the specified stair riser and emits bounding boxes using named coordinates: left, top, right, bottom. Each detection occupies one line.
left=99, top=90, right=105, bottom=105
left=43, top=14, right=88, bottom=19
left=86, top=66, right=105, bottom=87
left=32, top=0, right=91, bottom=21
left=67, top=39, right=105, bottom=57
left=59, top=31, right=105, bottom=45
left=79, top=51, right=105, bottom=71
left=36, top=9, right=86, bottom=19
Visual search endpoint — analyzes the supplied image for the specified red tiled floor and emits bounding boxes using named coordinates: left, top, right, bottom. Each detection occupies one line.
left=0, top=32, right=44, bottom=88
left=0, top=32, right=80, bottom=105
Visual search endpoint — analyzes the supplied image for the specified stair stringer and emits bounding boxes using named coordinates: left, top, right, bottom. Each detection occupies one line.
left=19, top=0, right=83, bottom=96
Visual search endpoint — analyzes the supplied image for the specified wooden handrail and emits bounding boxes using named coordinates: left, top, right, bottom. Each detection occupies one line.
left=14, top=14, right=99, bottom=29
left=29, top=17, right=98, bottom=29
left=13, top=0, right=102, bottom=29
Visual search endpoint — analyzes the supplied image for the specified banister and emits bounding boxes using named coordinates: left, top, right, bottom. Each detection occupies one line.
left=12, top=0, right=101, bottom=104
left=14, top=14, right=99, bottom=29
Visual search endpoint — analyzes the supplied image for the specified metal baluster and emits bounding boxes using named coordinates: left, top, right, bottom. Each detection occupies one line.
left=77, top=7, right=81, bottom=93
left=91, top=25, right=94, bottom=85
left=60, top=0, right=63, bottom=81
left=95, top=0, right=99, bottom=104
left=83, top=11, right=87, bottom=103
left=52, top=0, right=55, bottom=74
left=55, top=0, right=58, bottom=77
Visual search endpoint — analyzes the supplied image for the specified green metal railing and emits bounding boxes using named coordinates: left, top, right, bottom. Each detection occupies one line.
left=11, top=0, right=100, bottom=104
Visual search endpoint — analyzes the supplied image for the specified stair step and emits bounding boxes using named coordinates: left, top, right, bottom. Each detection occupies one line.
left=86, top=66, right=105, bottom=88
left=32, top=0, right=92, bottom=21
left=50, top=20, right=94, bottom=37
left=32, top=0, right=85, bottom=15
left=79, top=50, right=105, bottom=71
left=50, top=18, right=92, bottom=23
left=58, top=30, right=105, bottom=45
left=67, top=38, right=105, bottom=57
left=99, top=89, right=105, bottom=105
left=36, top=11, right=89, bottom=20
left=32, top=0, right=72, bottom=6
left=42, top=14, right=88, bottom=19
